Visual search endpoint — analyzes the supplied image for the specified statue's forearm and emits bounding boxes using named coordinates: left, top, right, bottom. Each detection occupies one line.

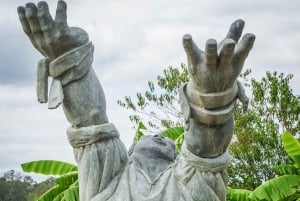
left=179, top=83, right=235, bottom=158
left=38, top=42, right=108, bottom=128
left=184, top=116, right=234, bottom=158
left=62, top=67, right=108, bottom=127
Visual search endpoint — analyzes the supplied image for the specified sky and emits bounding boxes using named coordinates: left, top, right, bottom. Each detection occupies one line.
left=0, top=0, right=300, bottom=181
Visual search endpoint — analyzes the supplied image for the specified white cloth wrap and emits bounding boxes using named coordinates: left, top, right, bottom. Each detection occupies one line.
left=187, top=81, right=238, bottom=109
left=67, top=123, right=128, bottom=201
left=36, top=42, right=94, bottom=109
left=67, top=123, right=119, bottom=148
left=179, top=83, right=236, bottom=126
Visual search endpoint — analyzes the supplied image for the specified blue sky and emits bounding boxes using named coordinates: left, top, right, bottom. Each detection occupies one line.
left=0, top=0, right=300, bottom=181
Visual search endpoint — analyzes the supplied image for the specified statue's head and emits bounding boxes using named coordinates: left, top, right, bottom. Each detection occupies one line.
left=131, top=133, right=176, bottom=162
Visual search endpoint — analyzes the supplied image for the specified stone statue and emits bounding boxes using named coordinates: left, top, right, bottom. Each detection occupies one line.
left=17, top=1, right=255, bottom=201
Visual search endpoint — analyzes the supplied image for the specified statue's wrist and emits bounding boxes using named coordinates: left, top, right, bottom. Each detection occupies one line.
left=48, top=41, right=94, bottom=85
left=188, top=100, right=236, bottom=125
left=186, top=81, right=238, bottom=109
left=179, top=83, right=237, bottom=126
left=36, top=42, right=94, bottom=109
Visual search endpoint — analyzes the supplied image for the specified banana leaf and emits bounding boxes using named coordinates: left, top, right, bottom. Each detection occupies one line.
left=227, top=187, right=252, bottom=201
left=274, top=164, right=299, bottom=176
left=38, top=185, right=66, bottom=201
left=63, top=186, right=79, bottom=201
left=250, top=175, right=300, bottom=201
left=133, top=121, right=146, bottom=144
left=281, top=132, right=300, bottom=156
left=55, top=171, right=78, bottom=188
left=21, top=160, right=77, bottom=176
left=162, top=126, right=184, bottom=141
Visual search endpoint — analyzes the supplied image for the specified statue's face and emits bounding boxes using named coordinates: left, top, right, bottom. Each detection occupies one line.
left=133, top=133, right=176, bottom=162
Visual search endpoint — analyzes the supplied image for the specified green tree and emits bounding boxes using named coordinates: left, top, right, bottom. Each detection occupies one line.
left=229, top=71, right=300, bottom=190
left=0, top=170, right=34, bottom=201
left=27, top=177, right=55, bottom=201
left=227, top=132, right=300, bottom=201
left=118, top=65, right=300, bottom=190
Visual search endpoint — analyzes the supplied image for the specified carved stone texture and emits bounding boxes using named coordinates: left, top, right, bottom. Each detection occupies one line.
left=18, top=1, right=255, bottom=200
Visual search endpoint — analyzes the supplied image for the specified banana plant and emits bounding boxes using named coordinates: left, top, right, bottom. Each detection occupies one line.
left=21, top=160, right=79, bottom=201
left=249, top=131, right=300, bottom=201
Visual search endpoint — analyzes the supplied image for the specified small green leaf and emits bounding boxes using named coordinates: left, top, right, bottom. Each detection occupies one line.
left=55, top=171, right=78, bottom=188
left=162, top=126, right=184, bottom=141
left=133, top=122, right=146, bottom=144
left=64, top=186, right=79, bottom=201
left=282, top=132, right=300, bottom=156
left=38, top=185, right=66, bottom=201
left=227, top=187, right=252, bottom=201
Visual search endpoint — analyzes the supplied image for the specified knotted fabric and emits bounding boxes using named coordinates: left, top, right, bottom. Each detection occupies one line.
left=36, top=42, right=94, bottom=109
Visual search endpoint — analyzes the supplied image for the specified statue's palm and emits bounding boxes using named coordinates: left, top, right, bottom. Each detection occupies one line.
left=17, top=1, right=88, bottom=60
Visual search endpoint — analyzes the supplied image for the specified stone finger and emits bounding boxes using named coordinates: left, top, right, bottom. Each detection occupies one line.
left=25, top=3, right=41, bottom=34
left=25, top=3, right=47, bottom=56
left=38, top=2, right=54, bottom=41
left=225, top=19, right=245, bottom=43
left=55, top=0, right=68, bottom=28
left=37, top=1, right=55, bottom=57
left=18, top=6, right=40, bottom=52
left=182, top=34, right=202, bottom=73
left=232, top=33, right=256, bottom=71
left=17, top=6, right=32, bottom=35
left=219, top=39, right=235, bottom=69
left=205, top=39, right=217, bottom=70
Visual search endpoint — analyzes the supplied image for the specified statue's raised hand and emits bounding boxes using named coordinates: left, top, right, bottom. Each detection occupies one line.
left=17, top=0, right=88, bottom=60
left=183, top=20, right=255, bottom=109
left=17, top=1, right=108, bottom=127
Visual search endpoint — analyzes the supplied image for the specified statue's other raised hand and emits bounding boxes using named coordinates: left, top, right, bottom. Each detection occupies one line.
left=17, top=0, right=89, bottom=60
left=182, top=19, right=255, bottom=111
left=17, top=1, right=107, bottom=127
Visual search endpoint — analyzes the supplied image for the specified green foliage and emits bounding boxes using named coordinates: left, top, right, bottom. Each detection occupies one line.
left=22, top=160, right=77, bottom=176
left=227, top=187, right=252, bottom=201
left=228, top=70, right=300, bottom=190
left=133, top=121, right=147, bottom=144
left=281, top=131, right=300, bottom=156
left=27, top=178, right=56, bottom=201
left=162, top=126, right=184, bottom=153
left=0, top=170, right=55, bottom=201
left=228, top=132, right=300, bottom=201
left=250, top=175, right=300, bottom=201
left=251, top=72, right=300, bottom=134
left=249, top=132, right=300, bottom=201
left=0, top=171, right=32, bottom=201
left=118, top=64, right=188, bottom=131
left=21, top=160, right=79, bottom=201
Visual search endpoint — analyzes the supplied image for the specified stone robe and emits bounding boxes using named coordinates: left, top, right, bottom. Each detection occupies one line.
left=67, top=123, right=228, bottom=201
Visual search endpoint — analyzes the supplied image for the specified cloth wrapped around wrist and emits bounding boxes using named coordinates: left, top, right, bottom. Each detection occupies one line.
left=67, top=123, right=119, bottom=148
left=36, top=42, right=94, bottom=109
left=179, top=81, right=248, bottom=126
